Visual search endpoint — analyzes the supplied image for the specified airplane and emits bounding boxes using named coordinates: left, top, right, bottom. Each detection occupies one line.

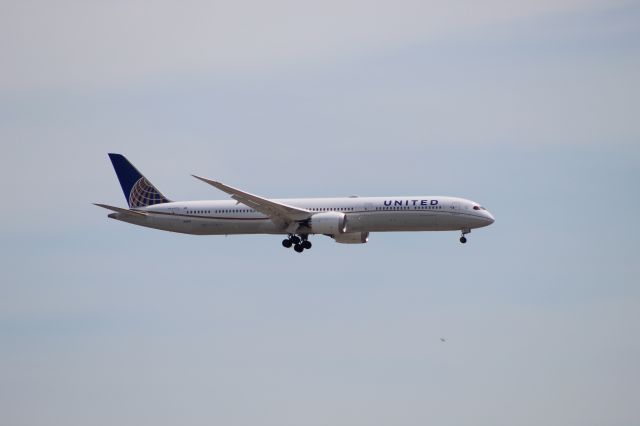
left=95, top=154, right=495, bottom=252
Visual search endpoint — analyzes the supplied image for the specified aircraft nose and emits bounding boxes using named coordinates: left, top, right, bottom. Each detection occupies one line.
left=485, top=211, right=495, bottom=224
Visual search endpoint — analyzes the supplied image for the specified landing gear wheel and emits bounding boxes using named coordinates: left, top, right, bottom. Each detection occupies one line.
left=282, top=239, right=293, bottom=248
left=294, top=244, right=304, bottom=253
left=302, top=240, right=312, bottom=250
left=459, top=228, right=470, bottom=244
left=290, top=235, right=301, bottom=245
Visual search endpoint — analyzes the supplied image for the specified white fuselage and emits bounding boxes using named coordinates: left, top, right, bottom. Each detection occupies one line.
left=109, top=195, right=495, bottom=236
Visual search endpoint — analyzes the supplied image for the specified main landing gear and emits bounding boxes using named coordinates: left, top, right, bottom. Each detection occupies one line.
left=282, top=234, right=312, bottom=253
left=459, top=228, right=471, bottom=244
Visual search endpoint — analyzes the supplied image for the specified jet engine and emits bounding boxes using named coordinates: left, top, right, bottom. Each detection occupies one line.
left=308, top=212, right=346, bottom=234
left=332, top=232, right=369, bottom=244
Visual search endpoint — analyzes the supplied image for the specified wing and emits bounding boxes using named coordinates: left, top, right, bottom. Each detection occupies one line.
left=191, top=175, right=312, bottom=226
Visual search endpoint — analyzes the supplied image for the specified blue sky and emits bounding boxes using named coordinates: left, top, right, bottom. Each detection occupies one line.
left=1, top=1, right=639, bottom=425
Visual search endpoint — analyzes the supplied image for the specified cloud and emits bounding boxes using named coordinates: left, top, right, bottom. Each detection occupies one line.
left=0, top=0, right=625, bottom=92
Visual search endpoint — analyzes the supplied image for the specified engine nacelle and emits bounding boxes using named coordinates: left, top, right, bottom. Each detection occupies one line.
left=332, top=232, right=369, bottom=244
left=308, top=211, right=346, bottom=235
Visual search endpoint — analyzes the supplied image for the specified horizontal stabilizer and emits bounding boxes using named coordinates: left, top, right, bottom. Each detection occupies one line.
left=93, top=203, right=148, bottom=217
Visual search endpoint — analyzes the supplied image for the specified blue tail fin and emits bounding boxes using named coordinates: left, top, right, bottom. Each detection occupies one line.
left=108, top=153, right=170, bottom=208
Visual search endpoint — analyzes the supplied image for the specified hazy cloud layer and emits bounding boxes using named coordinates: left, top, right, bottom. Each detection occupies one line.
left=1, top=0, right=635, bottom=91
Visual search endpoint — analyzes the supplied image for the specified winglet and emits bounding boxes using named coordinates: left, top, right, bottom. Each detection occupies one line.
left=191, top=175, right=227, bottom=192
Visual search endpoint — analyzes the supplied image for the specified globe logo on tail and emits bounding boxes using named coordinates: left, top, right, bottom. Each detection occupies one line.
left=129, top=177, right=169, bottom=207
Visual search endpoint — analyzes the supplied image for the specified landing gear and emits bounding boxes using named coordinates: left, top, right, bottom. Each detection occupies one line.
left=460, top=228, right=470, bottom=244
left=283, top=234, right=312, bottom=252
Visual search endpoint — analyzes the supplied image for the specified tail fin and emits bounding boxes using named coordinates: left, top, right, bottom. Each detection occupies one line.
left=108, top=153, right=170, bottom=208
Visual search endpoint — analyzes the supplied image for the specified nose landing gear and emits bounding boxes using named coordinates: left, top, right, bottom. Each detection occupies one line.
left=282, top=234, right=312, bottom=252
left=460, top=228, right=471, bottom=244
